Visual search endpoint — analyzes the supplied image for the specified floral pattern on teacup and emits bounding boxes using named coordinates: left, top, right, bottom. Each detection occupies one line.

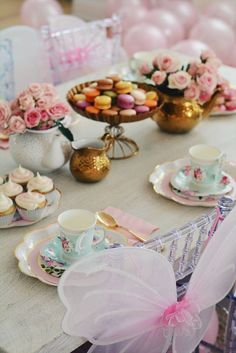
left=220, top=175, right=230, bottom=185
left=183, top=165, right=191, bottom=176
left=193, top=168, right=203, bottom=181
left=58, top=235, right=73, bottom=253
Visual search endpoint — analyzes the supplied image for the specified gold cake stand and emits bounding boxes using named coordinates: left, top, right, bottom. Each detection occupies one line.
left=67, top=81, right=160, bottom=160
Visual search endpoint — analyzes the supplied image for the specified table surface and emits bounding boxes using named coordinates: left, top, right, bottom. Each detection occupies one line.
left=1, top=64, right=236, bottom=353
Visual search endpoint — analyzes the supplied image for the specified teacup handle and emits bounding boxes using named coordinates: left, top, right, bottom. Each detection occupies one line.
left=92, top=227, right=105, bottom=246
left=75, top=229, right=93, bottom=255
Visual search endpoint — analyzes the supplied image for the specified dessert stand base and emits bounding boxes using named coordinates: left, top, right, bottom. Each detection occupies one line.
left=102, top=125, right=139, bottom=160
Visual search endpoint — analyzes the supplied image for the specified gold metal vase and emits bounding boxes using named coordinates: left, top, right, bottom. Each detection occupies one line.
left=70, top=139, right=111, bottom=182
left=152, top=89, right=220, bottom=134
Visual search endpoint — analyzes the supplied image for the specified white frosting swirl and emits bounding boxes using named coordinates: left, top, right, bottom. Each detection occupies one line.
left=2, top=179, right=23, bottom=197
left=9, top=165, right=34, bottom=184
left=0, top=192, right=13, bottom=212
left=27, top=173, right=53, bottom=193
left=16, top=191, right=46, bottom=210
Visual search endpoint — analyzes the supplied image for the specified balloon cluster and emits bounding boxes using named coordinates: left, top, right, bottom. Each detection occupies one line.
left=108, top=0, right=236, bottom=67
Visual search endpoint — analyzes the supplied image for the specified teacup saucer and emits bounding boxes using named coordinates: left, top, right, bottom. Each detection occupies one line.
left=40, top=226, right=111, bottom=278
left=15, top=223, right=128, bottom=286
left=171, top=168, right=232, bottom=197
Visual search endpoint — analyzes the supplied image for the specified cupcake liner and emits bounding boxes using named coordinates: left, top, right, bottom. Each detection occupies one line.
left=0, top=211, right=15, bottom=226
left=17, top=205, right=47, bottom=222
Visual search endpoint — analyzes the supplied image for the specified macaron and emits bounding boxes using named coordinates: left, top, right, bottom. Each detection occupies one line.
left=146, top=91, right=158, bottom=101
left=97, top=79, right=113, bottom=91
left=82, top=87, right=96, bottom=94
left=104, top=91, right=117, bottom=99
left=145, top=99, right=158, bottom=109
left=134, top=105, right=150, bottom=113
left=85, top=106, right=100, bottom=114
left=117, top=94, right=135, bottom=109
left=120, top=109, right=137, bottom=117
left=106, top=74, right=121, bottom=83
left=76, top=101, right=90, bottom=110
left=115, top=81, right=132, bottom=94
left=103, top=109, right=118, bottom=117
left=131, top=89, right=146, bottom=105
left=94, top=96, right=112, bottom=110
left=111, top=106, right=121, bottom=112
left=85, top=89, right=100, bottom=102
left=73, top=93, right=86, bottom=102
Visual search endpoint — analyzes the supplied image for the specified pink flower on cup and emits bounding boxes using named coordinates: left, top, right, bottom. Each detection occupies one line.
left=184, top=165, right=191, bottom=176
left=220, top=176, right=230, bottom=185
left=151, top=71, right=166, bottom=85
left=156, top=54, right=181, bottom=73
left=139, top=63, right=152, bottom=75
left=184, top=81, right=200, bottom=100
left=19, top=93, right=35, bottom=111
left=47, top=103, right=70, bottom=119
left=8, top=115, right=26, bottom=134
left=24, top=109, right=41, bottom=128
left=0, top=100, right=11, bottom=127
left=194, top=168, right=203, bottom=180
left=168, top=71, right=191, bottom=90
left=197, top=73, right=217, bottom=93
left=28, top=83, right=44, bottom=100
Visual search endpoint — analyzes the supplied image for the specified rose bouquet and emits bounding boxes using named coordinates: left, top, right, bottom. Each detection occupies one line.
left=139, top=50, right=222, bottom=105
left=0, top=83, right=73, bottom=141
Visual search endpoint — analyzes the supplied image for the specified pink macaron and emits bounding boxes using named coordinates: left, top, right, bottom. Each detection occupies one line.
left=76, top=101, right=91, bottom=109
left=134, top=105, right=150, bottom=113
left=117, top=94, right=135, bottom=109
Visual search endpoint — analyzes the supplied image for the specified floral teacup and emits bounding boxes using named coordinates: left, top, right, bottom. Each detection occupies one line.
left=57, top=209, right=104, bottom=264
left=186, top=144, right=227, bottom=192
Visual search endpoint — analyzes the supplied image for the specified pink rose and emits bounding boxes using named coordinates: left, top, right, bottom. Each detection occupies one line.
left=199, top=90, right=212, bottom=104
left=207, top=57, right=222, bottom=69
left=0, top=100, right=11, bottom=127
left=10, top=99, right=20, bottom=111
left=188, top=62, right=198, bottom=77
left=184, top=81, right=200, bottom=100
left=197, top=63, right=217, bottom=76
left=201, top=49, right=216, bottom=62
left=19, top=93, right=35, bottom=111
left=24, top=109, right=41, bottom=128
left=42, top=83, right=57, bottom=95
left=151, top=71, right=166, bottom=85
left=28, top=83, right=43, bottom=100
left=40, top=109, right=49, bottom=121
left=37, top=96, right=54, bottom=109
left=156, top=54, right=181, bottom=73
left=8, top=116, right=26, bottom=134
left=226, top=101, right=236, bottom=111
left=168, top=71, right=191, bottom=90
left=197, top=73, right=217, bottom=94
left=139, top=63, right=152, bottom=75
left=47, top=103, right=70, bottom=119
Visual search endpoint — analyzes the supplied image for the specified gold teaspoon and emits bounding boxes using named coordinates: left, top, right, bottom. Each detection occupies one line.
left=96, top=211, right=147, bottom=243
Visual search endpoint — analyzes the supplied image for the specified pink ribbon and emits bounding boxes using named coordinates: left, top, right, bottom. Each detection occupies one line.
left=208, top=207, right=224, bottom=238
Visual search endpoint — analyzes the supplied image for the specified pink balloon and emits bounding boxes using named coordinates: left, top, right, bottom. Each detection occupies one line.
left=189, top=18, right=235, bottom=62
left=21, top=0, right=63, bottom=29
left=200, top=309, right=219, bottom=353
left=123, top=23, right=167, bottom=57
left=162, top=0, right=199, bottom=33
left=144, top=9, right=185, bottom=46
left=204, top=1, right=236, bottom=29
left=121, top=6, right=148, bottom=33
left=172, top=40, right=210, bottom=58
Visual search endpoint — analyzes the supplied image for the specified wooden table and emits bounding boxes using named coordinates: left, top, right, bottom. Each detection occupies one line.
left=0, top=65, right=236, bottom=353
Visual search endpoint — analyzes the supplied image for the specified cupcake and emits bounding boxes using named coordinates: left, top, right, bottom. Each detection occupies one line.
left=1, top=179, right=23, bottom=200
left=9, top=165, right=34, bottom=187
left=15, top=191, right=47, bottom=222
left=0, top=192, right=16, bottom=226
left=27, top=173, right=55, bottom=205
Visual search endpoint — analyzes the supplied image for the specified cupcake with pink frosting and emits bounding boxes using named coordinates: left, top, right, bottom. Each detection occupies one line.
left=15, top=191, right=47, bottom=222
left=1, top=179, right=23, bottom=200
left=0, top=192, right=16, bottom=226
left=27, top=173, right=55, bottom=205
left=9, top=165, right=34, bottom=187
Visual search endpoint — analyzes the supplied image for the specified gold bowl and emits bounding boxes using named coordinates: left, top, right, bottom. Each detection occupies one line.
left=152, top=89, right=220, bottom=134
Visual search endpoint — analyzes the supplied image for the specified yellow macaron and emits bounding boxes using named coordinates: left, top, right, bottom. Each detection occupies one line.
left=115, top=81, right=132, bottom=94
left=94, top=96, right=112, bottom=110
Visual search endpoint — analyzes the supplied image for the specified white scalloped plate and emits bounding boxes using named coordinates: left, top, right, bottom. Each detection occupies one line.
left=149, top=159, right=236, bottom=207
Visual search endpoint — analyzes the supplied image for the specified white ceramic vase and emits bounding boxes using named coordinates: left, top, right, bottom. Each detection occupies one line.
left=9, top=126, right=72, bottom=173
